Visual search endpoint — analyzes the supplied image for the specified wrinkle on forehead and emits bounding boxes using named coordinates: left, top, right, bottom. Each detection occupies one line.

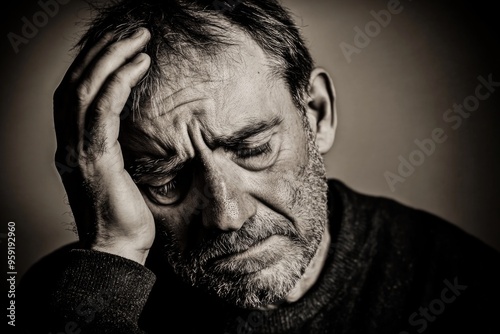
left=133, top=29, right=279, bottom=120
left=120, top=30, right=294, bottom=165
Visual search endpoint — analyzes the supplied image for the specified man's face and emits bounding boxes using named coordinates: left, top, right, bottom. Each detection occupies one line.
left=120, top=34, right=329, bottom=308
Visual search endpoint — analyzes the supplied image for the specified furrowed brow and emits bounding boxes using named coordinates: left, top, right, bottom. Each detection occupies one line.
left=214, top=115, right=283, bottom=149
left=128, top=156, right=186, bottom=182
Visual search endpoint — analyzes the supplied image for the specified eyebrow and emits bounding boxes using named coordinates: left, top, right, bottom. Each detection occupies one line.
left=129, top=115, right=284, bottom=181
left=212, top=115, right=283, bottom=149
left=128, top=156, right=186, bottom=182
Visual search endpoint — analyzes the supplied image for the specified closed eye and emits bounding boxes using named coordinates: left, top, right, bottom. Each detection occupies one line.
left=233, top=142, right=272, bottom=159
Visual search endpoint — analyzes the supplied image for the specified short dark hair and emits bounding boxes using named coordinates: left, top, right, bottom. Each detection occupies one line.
left=77, top=0, right=314, bottom=118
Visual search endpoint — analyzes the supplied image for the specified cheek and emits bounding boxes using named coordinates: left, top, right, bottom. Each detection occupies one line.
left=259, top=170, right=298, bottom=205
left=246, top=164, right=306, bottom=221
left=272, top=120, right=310, bottom=186
left=244, top=116, right=310, bottom=217
left=274, top=109, right=310, bottom=173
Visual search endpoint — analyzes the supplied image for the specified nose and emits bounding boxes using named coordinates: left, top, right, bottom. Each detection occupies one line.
left=189, top=127, right=255, bottom=232
left=201, top=160, right=253, bottom=232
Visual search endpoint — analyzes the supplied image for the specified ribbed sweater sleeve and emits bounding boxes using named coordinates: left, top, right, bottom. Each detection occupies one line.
left=47, top=249, right=156, bottom=334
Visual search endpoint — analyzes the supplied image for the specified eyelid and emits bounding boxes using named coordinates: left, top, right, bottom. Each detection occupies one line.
left=144, top=178, right=181, bottom=206
left=242, top=138, right=271, bottom=148
left=226, top=133, right=274, bottom=151
left=142, top=166, right=193, bottom=206
left=136, top=173, right=177, bottom=187
left=244, top=131, right=273, bottom=143
left=232, top=142, right=273, bottom=161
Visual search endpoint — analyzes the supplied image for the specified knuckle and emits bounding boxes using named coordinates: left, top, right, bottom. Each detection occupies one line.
left=102, top=44, right=120, bottom=58
left=108, top=70, right=127, bottom=87
left=75, top=81, right=92, bottom=106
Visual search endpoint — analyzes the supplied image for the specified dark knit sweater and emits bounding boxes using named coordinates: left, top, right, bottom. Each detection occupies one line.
left=18, top=179, right=500, bottom=333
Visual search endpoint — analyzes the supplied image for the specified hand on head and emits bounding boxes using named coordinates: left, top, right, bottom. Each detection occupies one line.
left=54, top=28, right=155, bottom=265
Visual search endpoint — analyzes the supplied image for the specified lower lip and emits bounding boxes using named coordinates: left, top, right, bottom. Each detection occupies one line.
left=213, top=235, right=286, bottom=273
left=234, top=235, right=282, bottom=255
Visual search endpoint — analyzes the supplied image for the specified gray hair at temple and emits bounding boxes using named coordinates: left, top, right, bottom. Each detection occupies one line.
left=76, top=0, right=314, bottom=119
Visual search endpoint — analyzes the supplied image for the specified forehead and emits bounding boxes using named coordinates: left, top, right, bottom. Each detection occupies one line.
left=124, top=32, right=292, bottom=139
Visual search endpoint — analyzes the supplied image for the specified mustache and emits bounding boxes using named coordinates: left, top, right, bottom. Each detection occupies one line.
left=187, top=213, right=301, bottom=266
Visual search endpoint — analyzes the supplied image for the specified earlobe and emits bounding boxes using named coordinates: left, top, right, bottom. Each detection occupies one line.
left=306, top=68, right=337, bottom=154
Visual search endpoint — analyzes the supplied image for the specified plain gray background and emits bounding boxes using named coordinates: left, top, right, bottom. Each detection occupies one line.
left=1, top=0, right=499, bottom=280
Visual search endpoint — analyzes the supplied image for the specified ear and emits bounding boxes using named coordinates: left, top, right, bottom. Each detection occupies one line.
left=305, top=68, right=337, bottom=154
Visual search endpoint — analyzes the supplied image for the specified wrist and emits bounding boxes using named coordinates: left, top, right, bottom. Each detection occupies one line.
left=91, top=242, right=150, bottom=265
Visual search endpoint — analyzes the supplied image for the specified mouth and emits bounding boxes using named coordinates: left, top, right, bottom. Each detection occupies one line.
left=209, top=235, right=288, bottom=274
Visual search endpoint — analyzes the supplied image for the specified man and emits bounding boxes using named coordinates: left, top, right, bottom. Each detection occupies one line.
left=18, top=0, right=500, bottom=333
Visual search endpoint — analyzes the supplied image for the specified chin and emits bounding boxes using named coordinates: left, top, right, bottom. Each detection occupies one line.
left=188, top=236, right=321, bottom=309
